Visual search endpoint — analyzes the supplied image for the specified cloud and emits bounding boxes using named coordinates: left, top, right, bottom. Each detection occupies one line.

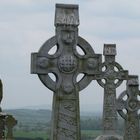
left=0, top=0, right=140, bottom=109
left=0, top=2, right=53, bottom=23
left=80, top=17, right=140, bottom=40
left=80, top=0, right=140, bottom=19
left=78, top=0, right=140, bottom=40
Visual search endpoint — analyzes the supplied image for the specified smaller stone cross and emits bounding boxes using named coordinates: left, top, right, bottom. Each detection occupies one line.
left=116, top=75, right=140, bottom=140
left=5, top=115, right=17, bottom=139
left=97, top=44, right=128, bottom=135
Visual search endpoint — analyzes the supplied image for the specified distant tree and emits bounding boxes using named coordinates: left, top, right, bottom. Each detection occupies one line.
left=81, top=118, right=102, bottom=130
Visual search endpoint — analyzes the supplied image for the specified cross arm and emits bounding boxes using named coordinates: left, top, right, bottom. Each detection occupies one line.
left=115, top=70, right=128, bottom=80
left=31, top=53, right=58, bottom=74
left=77, top=54, right=102, bottom=75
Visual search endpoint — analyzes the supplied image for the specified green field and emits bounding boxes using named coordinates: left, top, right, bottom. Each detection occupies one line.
left=14, top=131, right=49, bottom=139
left=82, top=130, right=101, bottom=136
left=14, top=130, right=101, bottom=139
left=6, top=109, right=123, bottom=139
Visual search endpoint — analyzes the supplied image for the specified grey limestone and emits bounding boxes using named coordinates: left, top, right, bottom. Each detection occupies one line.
left=0, top=80, right=5, bottom=139
left=0, top=79, right=3, bottom=112
left=116, top=75, right=140, bottom=140
left=0, top=80, right=17, bottom=139
left=5, top=115, right=17, bottom=139
left=95, top=44, right=127, bottom=140
left=95, top=135, right=123, bottom=140
left=30, top=3, right=140, bottom=140
left=31, top=3, right=101, bottom=140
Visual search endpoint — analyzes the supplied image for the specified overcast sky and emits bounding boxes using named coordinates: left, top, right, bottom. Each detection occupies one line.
left=0, top=0, right=140, bottom=111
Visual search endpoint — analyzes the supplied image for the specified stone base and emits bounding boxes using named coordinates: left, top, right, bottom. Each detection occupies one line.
left=95, top=135, right=123, bottom=140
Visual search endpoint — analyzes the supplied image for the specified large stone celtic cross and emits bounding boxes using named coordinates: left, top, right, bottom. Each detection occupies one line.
left=31, top=4, right=101, bottom=140
left=97, top=45, right=128, bottom=135
left=117, top=75, right=140, bottom=140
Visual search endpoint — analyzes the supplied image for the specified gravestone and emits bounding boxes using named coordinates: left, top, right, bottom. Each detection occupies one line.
left=0, top=79, right=3, bottom=112
left=117, top=75, right=140, bottom=140
left=0, top=112, right=6, bottom=139
left=95, top=44, right=128, bottom=140
left=0, top=80, right=17, bottom=139
left=31, top=4, right=101, bottom=140
left=0, top=79, right=5, bottom=139
left=5, top=115, right=17, bottom=139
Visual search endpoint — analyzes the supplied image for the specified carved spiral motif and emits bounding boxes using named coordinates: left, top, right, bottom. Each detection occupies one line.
left=128, top=100, right=138, bottom=111
left=58, top=55, right=77, bottom=73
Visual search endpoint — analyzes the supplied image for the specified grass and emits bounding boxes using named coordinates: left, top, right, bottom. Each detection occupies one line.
left=82, top=130, right=101, bottom=138
left=14, top=131, right=49, bottom=139
left=14, top=130, right=101, bottom=139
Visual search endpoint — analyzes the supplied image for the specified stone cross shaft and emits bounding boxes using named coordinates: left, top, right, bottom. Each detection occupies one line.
left=0, top=79, right=3, bottom=112
left=97, top=44, right=128, bottom=134
left=0, top=113, right=6, bottom=139
left=117, top=75, right=140, bottom=140
left=0, top=80, right=5, bottom=139
left=31, top=4, right=101, bottom=140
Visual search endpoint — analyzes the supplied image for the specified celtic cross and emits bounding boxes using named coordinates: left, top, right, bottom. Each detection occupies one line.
left=31, top=4, right=101, bottom=140
left=116, top=75, right=140, bottom=140
left=97, top=44, right=128, bottom=134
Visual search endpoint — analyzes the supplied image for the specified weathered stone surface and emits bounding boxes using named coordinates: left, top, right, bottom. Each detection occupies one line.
left=116, top=75, right=140, bottom=140
left=0, top=80, right=17, bottom=139
left=0, top=80, right=5, bottom=139
left=31, top=3, right=101, bottom=140
left=0, top=112, right=6, bottom=139
left=30, top=3, right=140, bottom=140
left=5, top=115, right=17, bottom=139
left=0, top=79, right=3, bottom=112
left=55, top=4, right=79, bottom=26
left=95, top=135, right=123, bottom=140
left=96, top=44, right=128, bottom=135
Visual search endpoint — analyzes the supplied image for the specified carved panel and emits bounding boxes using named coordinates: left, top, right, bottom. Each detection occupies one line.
left=55, top=4, right=79, bottom=26
left=103, top=44, right=116, bottom=56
